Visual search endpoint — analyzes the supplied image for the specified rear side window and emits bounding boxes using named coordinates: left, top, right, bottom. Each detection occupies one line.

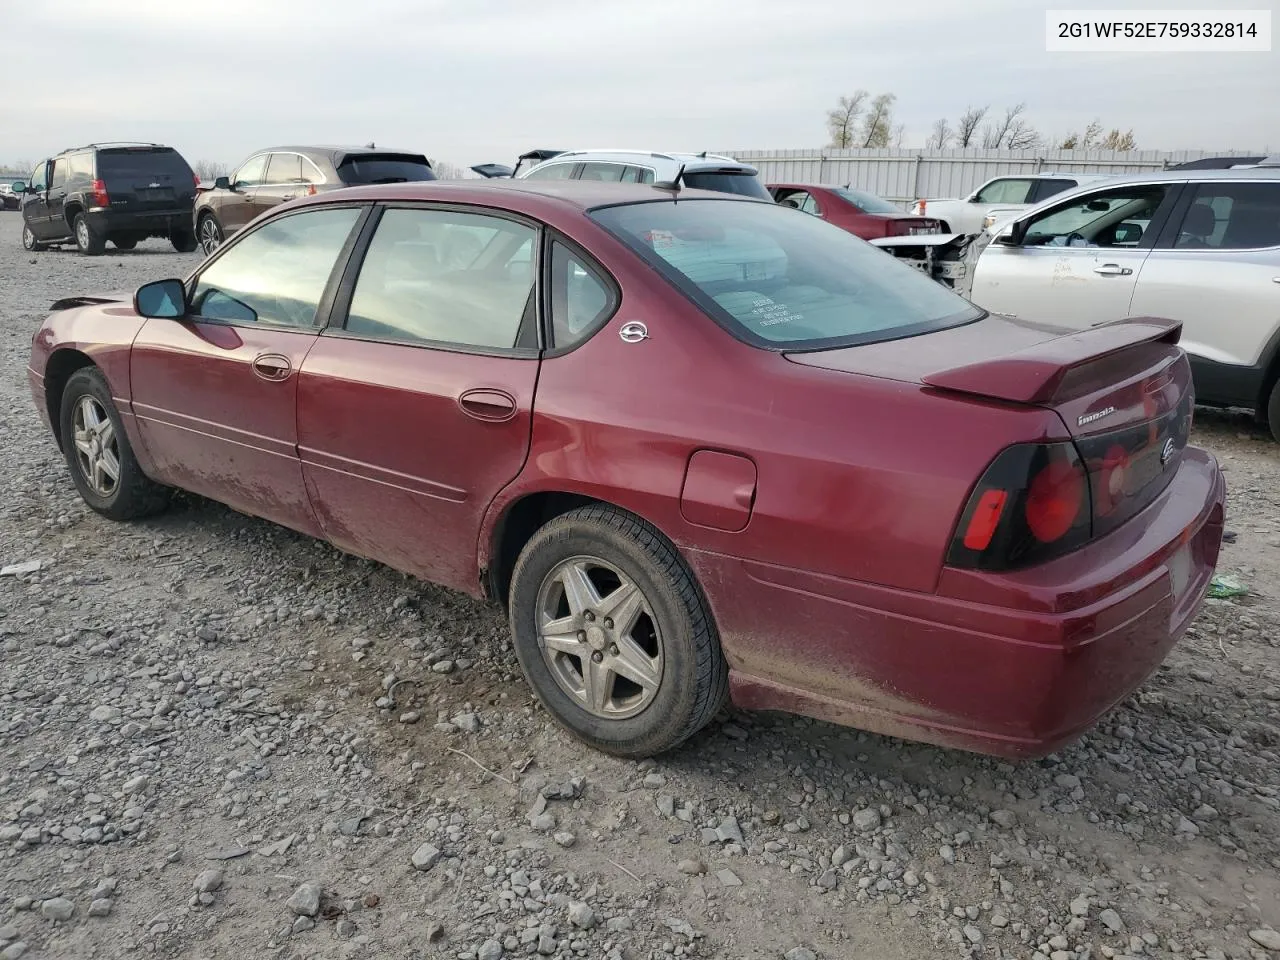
left=524, top=162, right=575, bottom=180
left=96, top=148, right=193, bottom=180
left=973, top=178, right=1033, bottom=204
left=549, top=242, right=616, bottom=348
left=336, top=154, right=435, bottom=185
left=590, top=199, right=979, bottom=350
left=579, top=162, right=625, bottom=182
left=49, top=159, right=68, bottom=189
left=69, top=153, right=94, bottom=179
left=682, top=172, right=771, bottom=200
left=621, top=166, right=654, bottom=184
left=1029, top=178, right=1077, bottom=203
left=1173, top=182, right=1280, bottom=250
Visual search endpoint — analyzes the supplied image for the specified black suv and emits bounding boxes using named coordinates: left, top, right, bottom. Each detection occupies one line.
left=11, top=142, right=198, bottom=255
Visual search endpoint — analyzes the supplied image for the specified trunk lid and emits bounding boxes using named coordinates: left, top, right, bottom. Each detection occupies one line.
left=96, top=147, right=195, bottom=212
left=786, top=313, right=1189, bottom=438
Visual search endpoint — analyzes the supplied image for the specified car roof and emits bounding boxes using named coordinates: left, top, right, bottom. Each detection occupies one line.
left=290, top=178, right=762, bottom=213
left=521, top=150, right=754, bottom=175
left=1005, top=166, right=1280, bottom=220
left=251, top=145, right=430, bottom=166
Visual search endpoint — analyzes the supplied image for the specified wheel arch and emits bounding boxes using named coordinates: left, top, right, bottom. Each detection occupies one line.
left=64, top=201, right=84, bottom=229
left=44, top=348, right=97, bottom=450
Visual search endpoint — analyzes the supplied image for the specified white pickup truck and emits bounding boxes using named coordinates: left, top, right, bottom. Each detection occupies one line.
left=912, top=173, right=1112, bottom=235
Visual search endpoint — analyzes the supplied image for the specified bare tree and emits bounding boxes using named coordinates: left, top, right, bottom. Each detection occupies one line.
left=892, top=123, right=906, bottom=148
left=431, top=160, right=465, bottom=179
left=2, top=159, right=34, bottom=175
left=1099, top=128, right=1137, bottom=150
left=860, top=93, right=897, bottom=148
left=926, top=118, right=953, bottom=150
left=1004, top=117, right=1041, bottom=149
left=955, top=105, right=988, bottom=148
left=193, top=160, right=228, bottom=181
left=826, top=91, right=869, bottom=148
left=982, top=103, right=1036, bottom=149
left=1061, top=119, right=1104, bottom=149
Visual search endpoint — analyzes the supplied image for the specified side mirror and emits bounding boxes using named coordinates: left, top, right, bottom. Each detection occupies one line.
left=994, top=221, right=1028, bottom=246
left=134, top=279, right=187, bottom=319
left=10, top=181, right=27, bottom=194
left=214, top=176, right=231, bottom=190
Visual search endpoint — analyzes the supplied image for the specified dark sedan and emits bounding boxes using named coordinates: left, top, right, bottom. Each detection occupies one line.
left=28, top=179, right=1224, bottom=760
left=770, top=183, right=944, bottom=239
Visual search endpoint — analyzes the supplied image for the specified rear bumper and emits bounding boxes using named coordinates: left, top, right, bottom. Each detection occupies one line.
left=691, top=446, right=1226, bottom=757
left=84, top=208, right=193, bottom=236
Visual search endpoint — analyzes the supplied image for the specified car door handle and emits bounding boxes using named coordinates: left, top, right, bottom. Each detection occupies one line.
left=251, top=353, right=291, bottom=382
left=1093, top=264, right=1133, bottom=276
left=280, top=195, right=296, bottom=201
left=458, top=388, right=517, bottom=422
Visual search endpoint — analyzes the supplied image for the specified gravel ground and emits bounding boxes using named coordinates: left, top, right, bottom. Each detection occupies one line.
left=0, top=214, right=1278, bottom=960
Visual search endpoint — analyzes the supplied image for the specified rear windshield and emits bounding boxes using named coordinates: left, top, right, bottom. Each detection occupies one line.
left=832, top=187, right=902, bottom=215
left=683, top=171, right=771, bottom=200
left=337, top=154, right=436, bottom=185
left=96, top=148, right=193, bottom=179
left=589, top=199, right=981, bottom=350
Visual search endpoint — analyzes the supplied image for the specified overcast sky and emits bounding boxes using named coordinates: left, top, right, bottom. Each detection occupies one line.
left=1, top=0, right=1276, bottom=173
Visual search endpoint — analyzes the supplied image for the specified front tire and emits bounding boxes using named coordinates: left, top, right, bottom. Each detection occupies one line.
left=1267, top=380, right=1280, bottom=443
left=74, top=214, right=105, bottom=255
left=171, top=230, right=198, bottom=253
left=59, top=368, right=170, bottom=521
left=197, top=214, right=223, bottom=256
left=22, top=222, right=46, bottom=252
left=508, top=505, right=727, bottom=757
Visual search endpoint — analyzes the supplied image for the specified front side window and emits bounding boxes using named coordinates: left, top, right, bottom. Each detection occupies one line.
left=591, top=199, right=979, bottom=350
left=523, top=162, right=576, bottom=181
left=29, top=162, right=48, bottom=192
left=549, top=242, right=616, bottom=348
left=1173, top=182, right=1280, bottom=250
left=344, top=208, right=536, bottom=349
left=973, top=178, right=1033, bottom=204
left=1022, top=185, right=1170, bottom=248
left=232, top=155, right=268, bottom=187
left=191, top=207, right=361, bottom=328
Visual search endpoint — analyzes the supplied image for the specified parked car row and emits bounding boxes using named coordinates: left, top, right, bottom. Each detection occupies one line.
left=7, top=141, right=436, bottom=256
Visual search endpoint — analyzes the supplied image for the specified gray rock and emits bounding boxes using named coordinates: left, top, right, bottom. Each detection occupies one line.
left=831, top=845, right=850, bottom=867
left=193, top=869, right=224, bottom=893
left=657, top=794, right=676, bottom=817
left=785, top=949, right=817, bottom=960
left=537, top=933, right=557, bottom=955
left=0, top=926, right=17, bottom=943
left=89, top=705, right=119, bottom=723
left=1250, top=930, right=1280, bottom=951
left=678, top=859, right=706, bottom=875
left=1054, top=774, right=1081, bottom=789
left=287, top=882, right=322, bottom=917
left=88, top=899, right=112, bottom=917
left=431, top=659, right=455, bottom=674
left=291, top=916, right=315, bottom=935
left=852, top=808, right=881, bottom=831
left=1070, top=895, right=1090, bottom=917
left=717, top=868, right=742, bottom=887
left=963, top=925, right=983, bottom=944
left=1192, top=803, right=1219, bottom=821
left=478, top=939, right=504, bottom=960
left=122, top=775, right=149, bottom=794
left=567, top=901, right=596, bottom=929
left=553, top=831, right=576, bottom=848
left=335, top=918, right=356, bottom=938
left=1, top=943, right=28, bottom=960
left=1099, top=908, right=1125, bottom=933
left=991, top=913, right=1009, bottom=928
left=40, top=898, right=74, bottom=922
left=990, top=809, right=1018, bottom=828
left=412, top=842, right=442, bottom=871
left=530, top=813, right=556, bottom=832
left=452, top=712, right=480, bottom=733
left=716, top=815, right=745, bottom=844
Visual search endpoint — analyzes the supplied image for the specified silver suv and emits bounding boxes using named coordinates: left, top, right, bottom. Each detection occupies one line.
left=514, top=150, right=772, bottom=199
left=968, top=167, right=1280, bottom=437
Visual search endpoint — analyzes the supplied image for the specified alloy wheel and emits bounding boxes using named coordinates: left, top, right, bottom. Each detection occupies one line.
left=22, top=224, right=35, bottom=250
left=535, top=556, right=664, bottom=719
left=76, top=218, right=90, bottom=250
left=199, top=217, right=221, bottom=256
left=72, top=396, right=120, bottom=497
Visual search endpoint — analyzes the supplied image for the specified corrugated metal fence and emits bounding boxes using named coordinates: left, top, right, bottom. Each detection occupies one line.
left=718, top=148, right=1268, bottom=206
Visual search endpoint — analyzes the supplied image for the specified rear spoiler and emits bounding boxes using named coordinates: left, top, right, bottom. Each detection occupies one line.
left=922, top=317, right=1182, bottom=405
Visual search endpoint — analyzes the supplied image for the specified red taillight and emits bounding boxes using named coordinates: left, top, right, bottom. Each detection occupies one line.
left=307, top=184, right=317, bottom=196
left=90, top=179, right=109, bottom=207
left=962, top=490, right=1008, bottom=551
left=1024, top=459, right=1086, bottom=542
left=193, top=173, right=201, bottom=191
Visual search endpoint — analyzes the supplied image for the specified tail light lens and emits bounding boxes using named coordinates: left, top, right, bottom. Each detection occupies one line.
left=90, top=179, right=109, bottom=207
left=947, top=442, right=1091, bottom=571
left=307, top=184, right=317, bottom=196
left=193, top=173, right=201, bottom=191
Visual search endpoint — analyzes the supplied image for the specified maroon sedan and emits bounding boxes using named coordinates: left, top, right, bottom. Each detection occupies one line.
left=770, top=183, right=943, bottom=239
left=28, top=180, right=1224, bottom=759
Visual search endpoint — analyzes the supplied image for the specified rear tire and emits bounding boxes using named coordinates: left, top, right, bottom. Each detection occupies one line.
left=171, top=230, right=198, bottom=253
left=508, top=504, right=727, bottom=758
left=22, top=222, right=46, bottom=252
left=59, top=367, right=170, bottom=521
left=74, top=214, right=105, bottom=255
left=197, top=214, right=222, bottom=256
left=1266, top=380, right=1280, bottom=443
left=112, top=237, right=138, bottom=251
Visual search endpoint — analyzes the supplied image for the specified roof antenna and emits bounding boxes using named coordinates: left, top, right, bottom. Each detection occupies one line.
left=652, top=162, right=686, bottom=201
left=366, top=141, right=376, bottom=149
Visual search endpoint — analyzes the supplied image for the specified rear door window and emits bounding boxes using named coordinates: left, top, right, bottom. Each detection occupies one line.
left=265, top=153, right=305, bottom=184
left=578, top=162, right=626, bottom=182
left=620, top=166, right=654, bottom=184
left=523, top=162, right=576, bottom=180
left=336, top=154, right=436, bottom=185
left=49, top=158, right=68, bottom=189
left=1172, top=182, right=1280, bottom=250
left=1029, top=178, right=1077, bottom=203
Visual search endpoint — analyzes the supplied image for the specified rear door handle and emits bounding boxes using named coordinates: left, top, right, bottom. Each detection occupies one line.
left=1094, top=264, right=1133, bottom=276
left=252, top=353, right=291, bottom=382
left=458, top=388, right=517, bottom=422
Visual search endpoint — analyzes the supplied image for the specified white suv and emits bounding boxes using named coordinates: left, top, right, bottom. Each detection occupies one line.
left=912, top=173, right=1113, bottom=235
left=968, top=168, right=1280, bottom=437
left=515, top=150, right=772, bottom=200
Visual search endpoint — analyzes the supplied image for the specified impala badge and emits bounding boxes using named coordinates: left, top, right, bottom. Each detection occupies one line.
left=1078, top=406, right=1115, bottom=428
left=619, top=321, right=649, bottom=343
